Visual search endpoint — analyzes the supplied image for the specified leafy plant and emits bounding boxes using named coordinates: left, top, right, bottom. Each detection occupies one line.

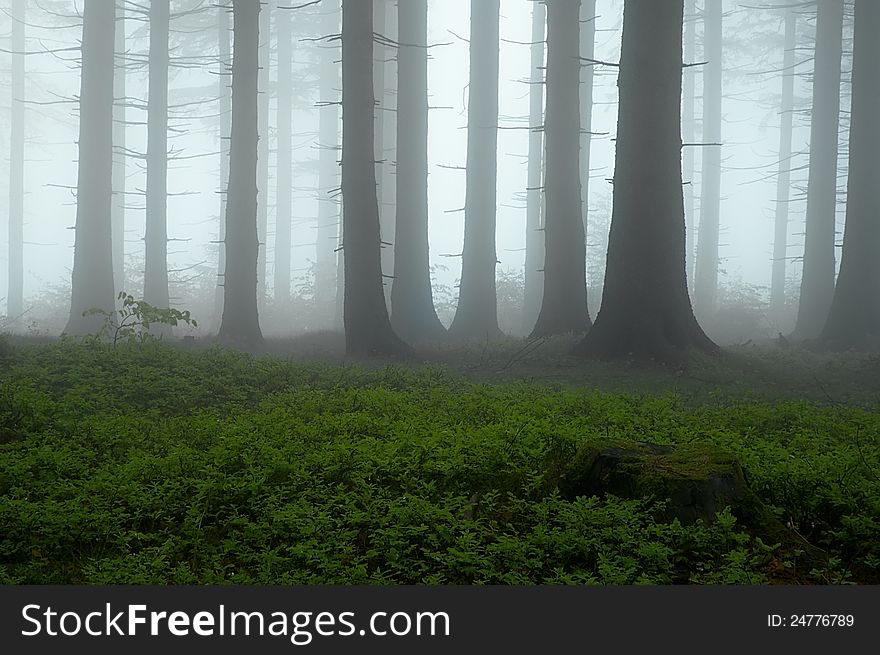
left=84, top=292, right=198, bottom=346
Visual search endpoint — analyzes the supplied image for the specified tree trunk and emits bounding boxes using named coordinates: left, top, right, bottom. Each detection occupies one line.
left=390, top=0, right=446, bottom=343
left=793, top=0, right=843, bottom=340
left=112, top=2, right=126, bottom=299
left=275, top=2, right=292, bottom=308
left=575, top=0, right=717, bottom=363
left=317, top=0, right=341, bottom=325
left=820, top=0, right=880, bottom=349
left=218, top=0, right=265, bottom=350
left=64, top=1, right=116, bottom=335
left=531, top=0, right=589, bottom=337
left=7, top=0, right=25, bottom=319
left=693, top=0, right=722, bottom=318
left=770, top=7, right=796, bottom=319
left=144, top=0, right=169, bottom=311
left=341, top=0, right=410, bottom=356
left=213, top=6, right=232, bottom=329
left=522, top=0, right=546, bottom=333
left=448, top=0, right=502, bottom=340
left=257, top=1, right=271, bottom=306
left=373, top=0, right=395, bottom=309
left=580, top=0, right=596, bottom=288
left=682, top=0, right=697, bottom=289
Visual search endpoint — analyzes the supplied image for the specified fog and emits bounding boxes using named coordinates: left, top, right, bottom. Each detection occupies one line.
left=0, top=0, right=858, bottom=344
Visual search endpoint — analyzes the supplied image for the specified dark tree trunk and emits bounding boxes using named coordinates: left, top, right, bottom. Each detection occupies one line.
left=316, top=0, right=341, bottom=325
left=531, top=0, right=589, bottom=338
left=682, top=0, right=697, bottom=289
left=65, top=1, right=116, bottom=335
left=575, top=0, right=717, bottom=363
left=341, top=0, right=410, bottom=356
left=448, top=0, right=502, bottom=340
left=820, top=0, right=880, bottom=349
left=275, top=2, right=292, bottom=308
left=144, top=0, right=169, bottom=310
left=257, top=2, right=271, bottom=305
left=522, top=0, right=546, bottom=333
left=793, top=0, right=843, bottom=340
left=112, top=2, right=126, bottom=298
left=213, top=6, right=232, bottom=328
left=390, top=0, right=446, bottom=343
left=693, top=0, right=722, bottom=317
left=218, top=0, right=264, bottom=350
left=7, top=0, right=24, bottom=319
left=770, top=7, right=796, bottom=319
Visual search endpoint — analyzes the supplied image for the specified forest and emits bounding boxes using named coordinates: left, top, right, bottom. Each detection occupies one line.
left=0, top=0, right=877, bottom=586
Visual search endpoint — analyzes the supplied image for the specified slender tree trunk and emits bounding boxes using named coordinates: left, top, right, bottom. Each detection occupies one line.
left=682, top=0, right=697, bottom=289
left=575, top=0, right=716, bottom=363
left=793, top=0, right=843, bottom=340
left=7, top=0, right=25, bottom=319
left=341, top=0, right=410, bottom=356
left=112, top=2, right=126, bottom=299
left=820, top=0, right=880, bottom=349
left=65, top=2, right=116, bottom=335
left=214, top=6, right=232, bottom=329
left=144, top=0, right=169, bottom=311
left=390, top=0, right=446, bottom=343
left=770, top=7, right=796, bottom=319
left=257, top=1, right=271, bottom=305
left=373, top=0, right=395, bottom=308
left=317, top=0, right=341, bottom=325
left=275, top=3, right=292, bottom=308
left=522, top=0, right=546, bottom=333
left=580, top=0, right=596, bottom=290
left=531, top=0, right=589, bottom=337
left=448, top=0, right=502, bottom=340
left=693, top=0, right=722, bottom=317
left=218, top=0, right=264, bottom=350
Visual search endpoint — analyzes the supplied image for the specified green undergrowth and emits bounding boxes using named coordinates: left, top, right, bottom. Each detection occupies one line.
left=0, top=340, right=877, bottom=584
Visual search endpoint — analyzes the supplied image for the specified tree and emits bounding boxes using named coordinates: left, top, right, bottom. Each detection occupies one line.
left=682, top=0, right=697, bottom=288
left=448, top=0, right=502, bottom=340
left=793, top=0, right=843, bottom=340
left=575, top=0, right=717, bottom=362
left=213, top=5, right=232, bottom=328
left=820, top=0, right=880, bottom=349
left=7, top=0, right=25, bottom=319
left=217, top=0, right=264, bottom=350
left=340, top=0, right=409, bottom=356
left=316, top=0, right=342, bottom=325
left=769, top=6, right=796, bottom=319
left=373, top=0, right=396, bottom=308
left=521, top=0, right=546, bottom=332
left=257, top=1, right=271, bottom=304
left=65, top=1, right=116, bottom=335
left=530, top=0, right=589, bottom=338
left=144, top=0, right=170, bottom=311
left=112, top=1, right=126, bottom=298
left=693, top=0, right=722, bottom=317
left=275, top=2, right=293, bottom=308
left=389, top=0, right=446, bottom=343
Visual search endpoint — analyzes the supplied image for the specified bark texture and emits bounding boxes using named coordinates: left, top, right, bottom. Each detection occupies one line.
left=218, top=0, right=265, bottom=350
left=390, top=0, right=446, bottom=342
left=575, top=0, right=717, bottom=362
left=531, top=0, right=589, bottom=337
left=793, top=0, right=843, bottom=340
left=341, top=0, right=410, bottom=356
left=820, top=0, right=880, bottom=349
left=448, top=0, right=502, bottom=340
left=65, top=1, right=116, bottom=335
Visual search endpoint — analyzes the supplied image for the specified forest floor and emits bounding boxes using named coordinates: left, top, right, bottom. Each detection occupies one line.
left=1, top=334, right=878, bottom=585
